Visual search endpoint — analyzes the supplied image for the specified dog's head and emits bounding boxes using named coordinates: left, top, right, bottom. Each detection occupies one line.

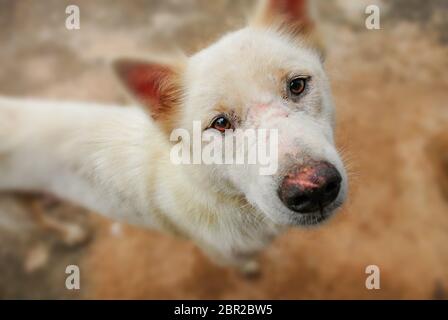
left=114, top=0, right=347, bottom=227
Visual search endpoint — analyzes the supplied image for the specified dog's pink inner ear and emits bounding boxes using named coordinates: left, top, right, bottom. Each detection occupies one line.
left=254, top=0, right=313, bottom=31
left=114, top=60, right=180, bottom=120
left=270, top=0, right=308, bottom=21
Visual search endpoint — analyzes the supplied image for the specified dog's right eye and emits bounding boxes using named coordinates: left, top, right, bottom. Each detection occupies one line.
left=211, top=116, right=232, bottom=133
left=288, top=76, right=309, bottom=97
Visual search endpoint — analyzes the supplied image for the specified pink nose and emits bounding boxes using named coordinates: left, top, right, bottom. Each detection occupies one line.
left=278, top=161, right=342, bottom=213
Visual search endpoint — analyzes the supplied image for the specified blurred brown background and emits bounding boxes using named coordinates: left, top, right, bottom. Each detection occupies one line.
left=0, top=0, right=447, bottom=299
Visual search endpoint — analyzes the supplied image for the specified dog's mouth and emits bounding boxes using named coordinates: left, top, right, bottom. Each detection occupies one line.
left=299, top=212, right=330, bottom=226
left=290, top=212, right=329, bottom=227
left=288, top=199, right=344, bottom=227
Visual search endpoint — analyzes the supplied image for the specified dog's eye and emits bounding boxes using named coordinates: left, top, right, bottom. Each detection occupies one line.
left=288, top=77, right=308, bottom=96
left=211, top=116, right=232, bottom=133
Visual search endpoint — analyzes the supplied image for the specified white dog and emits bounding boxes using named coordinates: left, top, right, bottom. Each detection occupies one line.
left=0, top=0, right=347, bottom=272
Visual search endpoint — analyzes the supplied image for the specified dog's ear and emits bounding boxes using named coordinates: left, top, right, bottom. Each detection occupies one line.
left=252, top=0, right=324, bottom=54
left=113, top=59, right=183, bottom=132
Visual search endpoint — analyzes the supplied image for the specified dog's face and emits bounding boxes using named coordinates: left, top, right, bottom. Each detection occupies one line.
left=114, top=0, right=347, bottom=227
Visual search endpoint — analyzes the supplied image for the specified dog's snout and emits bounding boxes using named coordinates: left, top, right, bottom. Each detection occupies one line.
left=278, top=161, right=342, bottom=214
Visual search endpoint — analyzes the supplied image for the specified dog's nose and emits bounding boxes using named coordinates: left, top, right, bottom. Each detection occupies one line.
left=278, top=161, right=342, bottom=213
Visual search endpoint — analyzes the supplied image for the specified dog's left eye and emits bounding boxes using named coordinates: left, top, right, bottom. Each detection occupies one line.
left=211, top=116, right=232, bottom=133
left=288, top=77, right=308, bottom=96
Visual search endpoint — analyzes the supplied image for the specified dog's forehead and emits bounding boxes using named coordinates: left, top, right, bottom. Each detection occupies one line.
left=187, top=28, right=322, bottom=86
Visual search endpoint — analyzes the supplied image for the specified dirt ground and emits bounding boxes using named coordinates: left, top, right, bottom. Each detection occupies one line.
left=0, top=0, right=447, bottom=299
